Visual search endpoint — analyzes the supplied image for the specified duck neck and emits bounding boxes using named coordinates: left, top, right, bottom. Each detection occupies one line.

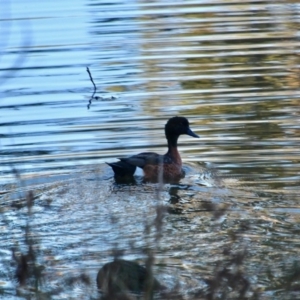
left=167, top=134, right=178, bottom=149
left=166, top=135, right=182, bottom=165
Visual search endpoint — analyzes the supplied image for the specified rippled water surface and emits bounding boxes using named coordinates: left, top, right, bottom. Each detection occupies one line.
left=1, top=0, right=300, bottom=299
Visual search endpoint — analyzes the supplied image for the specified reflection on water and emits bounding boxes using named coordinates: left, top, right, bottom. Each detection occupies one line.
left=1, top=0, right=300, bottom=299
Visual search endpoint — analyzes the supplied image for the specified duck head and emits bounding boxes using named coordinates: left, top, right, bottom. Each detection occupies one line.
left=165, top=116, right=199, bottom=139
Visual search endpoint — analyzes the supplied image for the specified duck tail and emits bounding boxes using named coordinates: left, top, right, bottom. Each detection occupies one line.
left=106, top=161, right=136, bottom=177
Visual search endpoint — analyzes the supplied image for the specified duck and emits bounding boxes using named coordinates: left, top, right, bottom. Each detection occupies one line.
left=107, top=116, right=199, bottom=182
left=97, top=259, right=163, bottom=295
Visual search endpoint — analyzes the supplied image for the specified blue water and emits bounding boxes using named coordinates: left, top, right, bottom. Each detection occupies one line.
left=1, top=0, right=300, bottom=299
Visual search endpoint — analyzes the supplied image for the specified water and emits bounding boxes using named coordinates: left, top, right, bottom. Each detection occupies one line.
left=1, top=0, right=300, bottom=299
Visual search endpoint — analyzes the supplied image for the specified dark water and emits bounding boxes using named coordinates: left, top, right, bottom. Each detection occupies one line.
left=1, top=0, right=300, bottom=299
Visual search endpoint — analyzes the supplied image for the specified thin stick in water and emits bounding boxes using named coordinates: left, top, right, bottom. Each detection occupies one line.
left=87, top=67, right=97, bottom=109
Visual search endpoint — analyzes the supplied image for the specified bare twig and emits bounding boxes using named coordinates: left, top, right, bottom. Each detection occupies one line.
left=86, top=67, right=97, bottom=109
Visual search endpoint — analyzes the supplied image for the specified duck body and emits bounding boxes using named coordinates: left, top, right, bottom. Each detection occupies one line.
left=107, top=116, right=199, bottom=182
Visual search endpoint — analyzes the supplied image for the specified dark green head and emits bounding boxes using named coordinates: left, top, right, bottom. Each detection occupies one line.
left=165, top=116, right=199, bottom=139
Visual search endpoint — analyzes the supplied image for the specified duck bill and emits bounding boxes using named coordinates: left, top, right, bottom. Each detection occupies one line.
left=186, top=128, right=199, bottom=138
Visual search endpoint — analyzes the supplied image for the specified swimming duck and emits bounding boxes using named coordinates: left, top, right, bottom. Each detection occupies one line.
left=107, top=116, right=199, bottom=182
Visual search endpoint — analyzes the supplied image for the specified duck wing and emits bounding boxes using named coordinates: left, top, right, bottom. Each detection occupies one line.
left=107, top=152, right=172, bottom=177
left=120, top=152, right=168, bottom=168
